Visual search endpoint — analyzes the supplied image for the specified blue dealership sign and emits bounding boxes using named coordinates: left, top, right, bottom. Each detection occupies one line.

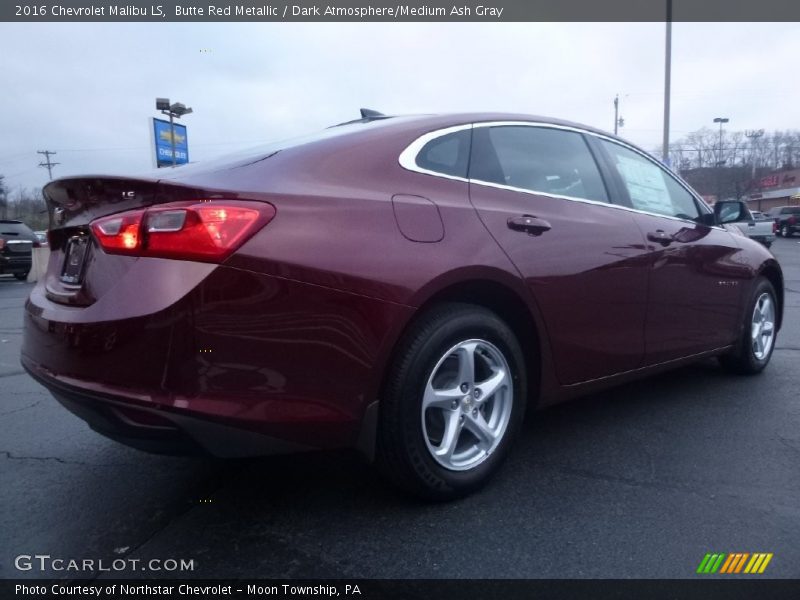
left=152, top=118, right=189, bottom=167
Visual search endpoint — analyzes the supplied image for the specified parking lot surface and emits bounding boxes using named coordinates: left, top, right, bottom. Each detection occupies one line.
left=1, top=238, right=799, bottom=579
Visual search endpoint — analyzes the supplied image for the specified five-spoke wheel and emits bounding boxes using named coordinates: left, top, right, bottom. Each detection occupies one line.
left=422, top=339, right=513, bottom=471
left=721, top=276, right=778, bottom=374
left=376, top=303, right=527, bottom=500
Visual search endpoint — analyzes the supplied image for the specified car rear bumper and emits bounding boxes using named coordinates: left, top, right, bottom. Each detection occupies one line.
left=0, top=255, right=32, bottom=274
left=21, top=262, right=412, bottom=457
left=752, top=234, right=775, bottom=243
left=21, top=359, right=313, bottom=456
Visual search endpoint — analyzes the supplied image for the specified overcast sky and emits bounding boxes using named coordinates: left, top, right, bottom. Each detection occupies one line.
left=0, top=22, right=797, bottom=194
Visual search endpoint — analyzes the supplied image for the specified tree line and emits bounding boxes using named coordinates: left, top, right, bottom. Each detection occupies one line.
left=668, top=128, right=800, bottom=173
left=0, top=176, right=48, bottom=230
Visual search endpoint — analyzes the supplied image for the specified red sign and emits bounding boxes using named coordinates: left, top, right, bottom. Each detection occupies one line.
left=760, top=175, right=779, bottom=188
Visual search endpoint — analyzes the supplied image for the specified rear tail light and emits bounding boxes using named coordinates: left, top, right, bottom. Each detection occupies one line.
left=773, top=221, right=778, bottom=233
left=90, top=200, right=275, bottom=262
left=0, top=239, right=4, bottom=250
left=789, top=216, right=797, bottom=225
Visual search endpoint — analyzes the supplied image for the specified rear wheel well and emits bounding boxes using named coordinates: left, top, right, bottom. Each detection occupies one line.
left=394, top=280, right=542, bottom=407
left=760, top=265, right=784, bottom=330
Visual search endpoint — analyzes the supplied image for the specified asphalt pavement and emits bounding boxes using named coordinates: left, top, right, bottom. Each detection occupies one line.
left=1, top=237, right=799, bottom=580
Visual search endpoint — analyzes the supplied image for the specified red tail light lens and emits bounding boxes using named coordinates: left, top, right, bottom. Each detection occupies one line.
left=90, top=201, right=275, bottom=262
left=93, top=212, right=143, bottom=253
left=789, top=216, right=797, bottom=225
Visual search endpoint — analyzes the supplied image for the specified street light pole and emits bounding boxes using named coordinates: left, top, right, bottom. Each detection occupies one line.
left=745, top=129, right=764, bottom=181
left=713, top=117, right=730, bottom=202
left=169, top=110, right=176, bottom=167
left=662, top=0, right=672, bottom=164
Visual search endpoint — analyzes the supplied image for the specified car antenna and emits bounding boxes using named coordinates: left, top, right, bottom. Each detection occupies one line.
left=360, top=108, right=385, bottom=119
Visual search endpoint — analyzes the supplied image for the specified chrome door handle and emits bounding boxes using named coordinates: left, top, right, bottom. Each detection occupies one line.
left=647, top=230, right=673, bottom=246
left=507, top=215, right=551, bottom=236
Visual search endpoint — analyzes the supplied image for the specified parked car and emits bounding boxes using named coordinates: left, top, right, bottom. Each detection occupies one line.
left=0, top=220, right=37, bottom=280
left=21, top=112, right=784, bottom=499
left=34, top=230, right=49, bottom=246
left=767, top=205, right=800, bottom=237
left=729, top=207, right=776, bottom=248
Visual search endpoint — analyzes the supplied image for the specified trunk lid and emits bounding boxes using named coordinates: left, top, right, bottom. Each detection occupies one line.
left=41, top=176, right=213, bottom=306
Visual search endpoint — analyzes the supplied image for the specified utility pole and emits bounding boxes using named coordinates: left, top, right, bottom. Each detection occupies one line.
left=612, top=95, right=624, bottom=135
left=37, top=150, right=59, bottom=180
left=662, top=0, right=672, bottom=164
left=745, top=129, right=764, bottom=181
left=0, top=175, right=7, bottom=220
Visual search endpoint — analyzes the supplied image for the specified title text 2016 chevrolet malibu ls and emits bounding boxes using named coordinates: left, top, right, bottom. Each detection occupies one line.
left=21, top=113, right=783, bottom=499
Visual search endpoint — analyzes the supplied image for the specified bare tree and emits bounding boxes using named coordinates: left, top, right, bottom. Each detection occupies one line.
left=7, top=187, right=47, bottom=230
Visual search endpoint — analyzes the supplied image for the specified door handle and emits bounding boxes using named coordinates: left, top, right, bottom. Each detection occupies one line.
left=647, top=230, right=674, bottom=246
left=507, top=215, right=551, bottom=236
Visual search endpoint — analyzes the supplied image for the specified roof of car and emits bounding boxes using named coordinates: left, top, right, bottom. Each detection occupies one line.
left=374, top=112, right=619, bottom=139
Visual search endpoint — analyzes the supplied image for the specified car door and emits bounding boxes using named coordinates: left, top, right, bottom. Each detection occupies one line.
left=594, top=138, right=746, bottom=364
left=468, top=124, right=651, bottom=385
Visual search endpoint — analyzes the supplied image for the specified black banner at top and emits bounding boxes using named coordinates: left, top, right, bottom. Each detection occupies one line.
left=2, top=0, right=800, bottom=22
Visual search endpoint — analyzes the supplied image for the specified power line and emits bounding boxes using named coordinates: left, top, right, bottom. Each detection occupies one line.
left=37, top=150, right=59, bottom=180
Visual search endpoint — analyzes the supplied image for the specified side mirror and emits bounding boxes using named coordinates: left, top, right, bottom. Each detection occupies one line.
left=714, top=200, right=747, bottom=225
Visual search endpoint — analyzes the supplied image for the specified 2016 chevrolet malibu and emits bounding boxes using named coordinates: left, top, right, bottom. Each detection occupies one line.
left=21, top=112, right=783, bottom=499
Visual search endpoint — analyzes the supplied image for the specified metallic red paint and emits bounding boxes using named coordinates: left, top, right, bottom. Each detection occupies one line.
left=20, top=113, right=784, bottom=458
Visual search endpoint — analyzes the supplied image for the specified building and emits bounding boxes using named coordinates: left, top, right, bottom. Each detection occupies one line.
left=747, top=169, right=800, bottom=211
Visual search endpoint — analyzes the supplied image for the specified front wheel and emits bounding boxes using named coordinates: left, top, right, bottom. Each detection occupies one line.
left=376, top=303, right=527, bottom=500
left=780, top=225, right=791, bottom=238
left=720, top=277, right=778, bottom=374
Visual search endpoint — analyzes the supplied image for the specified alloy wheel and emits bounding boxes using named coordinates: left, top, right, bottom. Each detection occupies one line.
left=421, top=339, right=513, bottom=471
left=751, top=292, right=776, bottom=360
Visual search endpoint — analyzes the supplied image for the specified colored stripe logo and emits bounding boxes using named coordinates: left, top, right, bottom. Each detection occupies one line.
left=697, top=553, right=773, bottom=574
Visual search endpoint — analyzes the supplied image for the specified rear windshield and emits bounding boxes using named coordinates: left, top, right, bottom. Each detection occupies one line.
left=0, top=222, right=35, bottom=239
left=152, top=116, right=417, bottom=181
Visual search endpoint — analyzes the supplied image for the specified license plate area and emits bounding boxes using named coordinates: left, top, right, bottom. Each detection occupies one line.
left=60, top=236, right=90, bottom=285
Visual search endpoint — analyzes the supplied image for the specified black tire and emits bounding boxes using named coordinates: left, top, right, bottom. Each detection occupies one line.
left=720, top=277, right=778, bottom=374
left=14, top=272, right=29, bottom=281
left=376, top=302, right=528, bottom=501
left=780, top=225, right=791, bottom=238
left=764, top=241, right=772, bottom=249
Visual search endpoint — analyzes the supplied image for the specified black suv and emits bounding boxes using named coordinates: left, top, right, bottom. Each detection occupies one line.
left=0, top=220, right=37, bottom=280
left=767, top=205, right=800, bottom=238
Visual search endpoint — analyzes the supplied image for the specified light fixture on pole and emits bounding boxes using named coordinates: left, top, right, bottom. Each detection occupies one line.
left=155, top=98, right=193, bottom=167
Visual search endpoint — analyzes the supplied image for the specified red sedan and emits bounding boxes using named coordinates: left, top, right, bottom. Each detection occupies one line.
left=21, top=112, right=783, bottom=499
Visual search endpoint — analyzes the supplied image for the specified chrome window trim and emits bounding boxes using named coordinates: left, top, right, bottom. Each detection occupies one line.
left=398, top=120, right=719, bottom=228
left=397, top=123, right=473, bottom=182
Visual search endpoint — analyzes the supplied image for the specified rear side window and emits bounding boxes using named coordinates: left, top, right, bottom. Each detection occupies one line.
left=600, top=140, right=702, bottom=220
left=469, top=126, right=608, bottom=202
left=784, top=207, right=800, bottom=214
left=415, top=129, right=471, bottom=178
left=0, top=222, right=35, bottom=240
